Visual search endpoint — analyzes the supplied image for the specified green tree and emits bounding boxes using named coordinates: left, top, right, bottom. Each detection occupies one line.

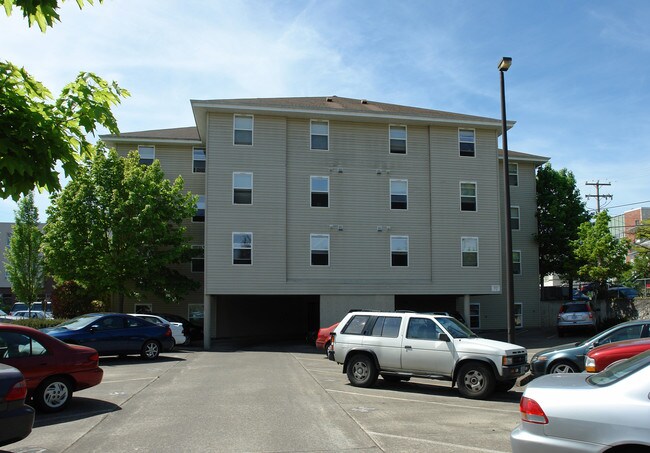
left=536, top=164, right=591, bottom=289
left=42, top=147, right=199, bottom=312
left=629, top=219, right=650, bottom=281
left=0, top=61, right=129, bottom=200
left=3, top=0, right=101, bottom=32
left=573, top=211, right=631, bottom=298
left=4, top=191, right=44, bottom=305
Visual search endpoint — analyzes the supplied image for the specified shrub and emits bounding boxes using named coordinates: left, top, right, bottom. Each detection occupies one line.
left=51, top=281, right=99, bottom=319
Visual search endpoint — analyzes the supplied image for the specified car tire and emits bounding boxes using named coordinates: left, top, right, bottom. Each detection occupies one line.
left=182, top=336, right=192, bottom=346
left=548, top=360, right=578, bottom=374
left=457, top=362, right=495, bottom=399
left=35, top=376, right=72, bottom=413
left=495, top=379, right=517, bottom=392
left=323, top=341, right=331, bottom=356
left=140, top=340, right=161, bottom=360
left=169, top=338, right=176, bottom=352
left=347, top=354, right=378, bottom=388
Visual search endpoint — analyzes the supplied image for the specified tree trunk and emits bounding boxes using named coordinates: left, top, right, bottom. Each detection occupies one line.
left=118, top=292, right=125, bottom=313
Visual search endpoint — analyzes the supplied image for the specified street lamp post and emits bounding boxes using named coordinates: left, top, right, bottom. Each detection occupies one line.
left=499, top=57, right=516, bottom=344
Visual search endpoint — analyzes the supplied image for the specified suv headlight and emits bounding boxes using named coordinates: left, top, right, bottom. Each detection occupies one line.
left=502, top=356, right=515, bottom=366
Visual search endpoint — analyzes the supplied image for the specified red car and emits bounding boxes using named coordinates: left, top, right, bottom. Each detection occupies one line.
left=315, top=323, right=339, bottom=355
left=0, top=323, right=103, bottom=412
left=584, top=337, right=650, bottom=372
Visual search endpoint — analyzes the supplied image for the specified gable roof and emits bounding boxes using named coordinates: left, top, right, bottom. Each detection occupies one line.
left=191, top=95, right=513, bottom=142
left=498, top=149, right=549, bottom=166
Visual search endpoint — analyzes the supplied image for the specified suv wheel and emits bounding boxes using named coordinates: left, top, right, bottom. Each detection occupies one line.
left=457, top=362, right=495, bottom=399
left=347, top=354, right=378, bottom=388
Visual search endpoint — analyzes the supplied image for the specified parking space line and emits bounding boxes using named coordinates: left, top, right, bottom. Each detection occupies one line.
left=328, top=389, right=518, bottom=414
left=368, top=431, right=509, bottom=453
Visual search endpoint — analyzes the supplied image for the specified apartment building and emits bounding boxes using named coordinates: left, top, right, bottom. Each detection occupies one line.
left=103, top=96, right=548, bottom=341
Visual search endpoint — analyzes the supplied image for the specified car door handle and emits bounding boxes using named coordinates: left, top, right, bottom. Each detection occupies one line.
left=404, top=345, right=412, bottom=350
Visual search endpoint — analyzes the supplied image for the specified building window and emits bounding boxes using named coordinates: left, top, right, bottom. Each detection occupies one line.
left=389, top=125, right=407, bottom=154
left=134, top=303, right=152, bottom=314
left=460, top=182, right=477, bottom=211
left=469, top=303, right=480, bottom=329
left=511, top=206, right=520, bottom=230
left=193, top=147, right=206, bottom=173
left=233, top=172, right=253, bottom=205
left=310, top=234, right=329, bottom=266
left=234, top=115, right=253, bottom=145
left=515, top=303, right=523, bottom=328
left=513, top=250, right=522, bottom=275
left=461, top=237, right=479, bottom=267
left=509, top=163, right=519, bottom=186
left=310, top=176, right=329, bottom=208
left=188, top=304, right=204, bottom=326
left=459, top=129, right=475, bottom=157
left=310, top=120, right=329, bottom=150
left=193, top=195, right=205, bottom=222
left=192, top=245, right=205, bottom=273
left=138, top=145, right=155, bottom=165
left=390, top=179, right=408, bottom=210
left=390, top=236, right=409, bottom=267
left=233, top=233, right=252, bottom=265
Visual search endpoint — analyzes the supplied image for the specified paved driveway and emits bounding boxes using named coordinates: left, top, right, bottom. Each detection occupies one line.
left=4, top=335, right=573, bottom=453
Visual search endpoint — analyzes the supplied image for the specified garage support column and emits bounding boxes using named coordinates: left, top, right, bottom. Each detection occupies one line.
left=463, top=295, right=470, bottom=326
left=203, top=294, right=211, bottom=350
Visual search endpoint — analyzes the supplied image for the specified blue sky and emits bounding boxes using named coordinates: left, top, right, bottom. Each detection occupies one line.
left=2, top=0, right=649, bottom=222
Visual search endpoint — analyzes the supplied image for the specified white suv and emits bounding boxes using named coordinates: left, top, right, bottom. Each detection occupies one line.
left=330, top=311, right=528, bottom=399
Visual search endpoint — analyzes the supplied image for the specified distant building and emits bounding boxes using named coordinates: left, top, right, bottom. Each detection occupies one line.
left=609, top=207, right=650, bottom=261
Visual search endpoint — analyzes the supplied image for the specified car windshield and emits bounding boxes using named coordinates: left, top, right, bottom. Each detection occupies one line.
left=55, top=314, right=104, bottom=330
left=587, top=350, right=650, bottom=386
left=437, top=317, right=478, bottom=339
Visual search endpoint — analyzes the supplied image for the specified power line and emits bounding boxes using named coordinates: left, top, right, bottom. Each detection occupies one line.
left=607, top=200, right=650, bottom=210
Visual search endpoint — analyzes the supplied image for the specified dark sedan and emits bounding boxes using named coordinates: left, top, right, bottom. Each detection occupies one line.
left=0, top=363, right=34, bottom=447
left=41, top=313, right=174, bottom=360
left=530, top=319, right=650, bottom=376
left=150, top=312, right=203, bottom=344
left=1, top=324, right=103, bottom=412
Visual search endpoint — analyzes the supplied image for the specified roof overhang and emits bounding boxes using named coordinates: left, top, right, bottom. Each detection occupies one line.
left=191, top=100, right=515, bottom=143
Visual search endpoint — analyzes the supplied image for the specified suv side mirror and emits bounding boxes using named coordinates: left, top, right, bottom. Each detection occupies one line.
left=438, top=333, right=450, bottom=342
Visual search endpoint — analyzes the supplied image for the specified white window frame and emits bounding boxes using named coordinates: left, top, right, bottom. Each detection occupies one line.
left=138, top=145, right=155, bottom=165
left=192, top=147, right=206, bottom=173
left=390, top=179, right=408, bottom=210
left=310, top=120, right=329, bottom=151
left=459, top=128, right=475, bottom=157
left=232, top=232, right=253, bottom=266
left=192, top=195, right=205, bottom=223
left=460, top=181, right=477, bottom=212
left=389, top=125, right=407, bottom=154
left=191, top=245, right=205, bottom=273
left=515, top=302, right=523, bottom=328
left=390, top=235, right=409, bottom=267
left=469, top=302, right=480, bottom=329
left=310, top=234, right=330, bottom=266
left=233, top=114, right=254, bottom=146
left=310, top=176, right=329, bottom=208
left=461, top=237, right=479, bottom=267
left=233, top=172, right=253, bottom=205
left=513, top=250, right=522, bottom=276
left=511, top=206, right=520, bottom=230
left=509, top=163, right=519, bottom=186
left=188, top=303, right=204, bottom=326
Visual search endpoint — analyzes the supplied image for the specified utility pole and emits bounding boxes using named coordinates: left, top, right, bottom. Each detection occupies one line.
left=585, top=181, right=612, bottom=213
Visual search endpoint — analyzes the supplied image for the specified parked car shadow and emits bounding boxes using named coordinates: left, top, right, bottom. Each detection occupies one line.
left=99, top=355, right=186, bottom=366
left=368, top=379, right=523, bottom=404
left=31, top=397, right=121, bottom=428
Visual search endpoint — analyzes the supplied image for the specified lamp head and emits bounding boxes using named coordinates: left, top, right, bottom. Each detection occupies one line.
left=498, top=57, right=512, bottom=72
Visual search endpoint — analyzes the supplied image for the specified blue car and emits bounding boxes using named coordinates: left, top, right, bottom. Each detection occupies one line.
left=41, top=313, right=175, bottom=360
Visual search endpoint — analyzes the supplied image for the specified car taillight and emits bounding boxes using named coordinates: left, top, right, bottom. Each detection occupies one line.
left=5, top=379, right=28, bottom=402
left=520, top=397, right=548, bottom=424
left=90, top=352, right=99, bottom=363
left=165, top=327, right=172, bottom=337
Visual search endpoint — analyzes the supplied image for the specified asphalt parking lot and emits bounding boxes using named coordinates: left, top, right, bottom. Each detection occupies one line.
left=3, top=328, right=588, bottom=453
